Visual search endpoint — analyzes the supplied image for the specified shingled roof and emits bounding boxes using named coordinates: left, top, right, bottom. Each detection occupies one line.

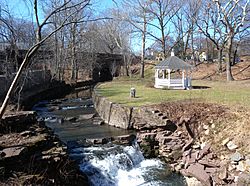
left=155, top=56, right=193, bottom=70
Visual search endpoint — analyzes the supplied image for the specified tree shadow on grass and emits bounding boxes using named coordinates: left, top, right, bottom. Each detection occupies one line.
left=192, top=86, right=211, bottom=89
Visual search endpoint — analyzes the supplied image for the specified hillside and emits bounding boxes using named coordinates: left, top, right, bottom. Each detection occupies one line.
left=97, top=60, right=250, bottom=184
left=192, top=61, right=250, bottom=81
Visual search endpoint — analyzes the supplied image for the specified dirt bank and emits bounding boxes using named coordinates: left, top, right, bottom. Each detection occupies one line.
left=136, top=101, right=250, bottom=185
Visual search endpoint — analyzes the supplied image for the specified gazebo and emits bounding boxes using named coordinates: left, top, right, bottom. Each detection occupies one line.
left=154, top=51, right=193, bottom=89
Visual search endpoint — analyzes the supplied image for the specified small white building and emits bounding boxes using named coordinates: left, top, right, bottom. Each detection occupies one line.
left=154, top=51, right=193, bottom=89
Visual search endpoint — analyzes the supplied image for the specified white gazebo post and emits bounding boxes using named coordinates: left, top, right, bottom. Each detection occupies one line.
left=189, top=71, right=192, bottom=87
left=155, top=69, right=158, bottom=86
left=155, top=69, right=158, bottom=78
left=167, top=69, right=171, bottom=88
left=182, top=70, right=185, bottom=89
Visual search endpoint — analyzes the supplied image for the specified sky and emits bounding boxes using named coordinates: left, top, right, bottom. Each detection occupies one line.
left=1, top=0, right=143, bottom=52
left=2, top=0, right=117, bottom=19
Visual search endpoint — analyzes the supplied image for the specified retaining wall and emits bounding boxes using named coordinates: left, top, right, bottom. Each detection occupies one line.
left=93, top=90, right=133, bottom=129
left=93, top=86, right=166, bottom=129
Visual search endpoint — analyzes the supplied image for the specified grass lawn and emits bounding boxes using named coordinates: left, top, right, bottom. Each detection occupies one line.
left=96, top=76, right=250, bottom=108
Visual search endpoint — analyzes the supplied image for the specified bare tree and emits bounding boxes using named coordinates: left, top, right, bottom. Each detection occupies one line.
left=147, top=0, right=182, bottom=57
left=121, top=0, right=152, bottom=78
left=97, top=11, right=133, bottom=76
left=213, top=0, right=249, bottom=81
left=0, top=0, right=92, bottom=119
left=196, top=0, right=227, bottom=72
left=172, top=0, right=201, bottom=61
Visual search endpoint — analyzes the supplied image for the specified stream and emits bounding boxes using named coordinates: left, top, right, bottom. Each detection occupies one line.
left=33, top=91, right=186, bottom=186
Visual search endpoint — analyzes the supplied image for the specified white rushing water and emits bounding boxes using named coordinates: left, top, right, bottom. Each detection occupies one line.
left=33, top=97, right=185, bottom=185
left=77, top=143, right=184, bottom=186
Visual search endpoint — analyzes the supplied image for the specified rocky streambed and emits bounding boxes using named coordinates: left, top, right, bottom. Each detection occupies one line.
left=92, top=89, right=250, bottom=185
left=0, top=111, right=88, bottom=185
left=134, top=102, right=250, bottom=186
left=2, top=88, right=249, bottom=185
left=33, top=95, right=187, bottom=186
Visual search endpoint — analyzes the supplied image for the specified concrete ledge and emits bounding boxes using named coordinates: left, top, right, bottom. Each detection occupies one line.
left=92, top=88, right=133, bottom=129
left=92, top=85, right=166, bottom=130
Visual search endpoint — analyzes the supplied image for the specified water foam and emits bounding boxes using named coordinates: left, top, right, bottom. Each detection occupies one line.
left=79, top=144, right=167, bottom=186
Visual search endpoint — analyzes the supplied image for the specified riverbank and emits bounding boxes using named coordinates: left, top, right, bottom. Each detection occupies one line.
left=0, top=111, right=88, bottom=185
left=93, top=78, right=250, bottom=185
left=0, top=81, right=96, bottom=185
left=1, top=79, right=95, bottom=112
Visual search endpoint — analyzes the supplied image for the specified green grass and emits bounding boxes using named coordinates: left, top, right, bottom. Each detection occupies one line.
left=96, top=72, right=250, bottom=108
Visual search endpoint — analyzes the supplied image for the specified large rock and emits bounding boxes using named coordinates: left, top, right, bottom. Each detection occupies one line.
left=113, top=134, right=136, bottom=145
left=198, top=159, right=219, bottom=167
left=155, top=131, right=172, bottom=141
left=77, top=114, right=96, bottom=121
left=1, top=146, right=27, bottom=158
left=218, top=166, right=227, bottom=180
left=237, top=173, right=250, bottom=186
left=139, top=132, right=157, bottom=140
left=198, top=143, right=211, bottom=160
left=108, top=104, right=133, bottom=129
left=1, top=111, right=37, bottom=133
left=246, top=159, right=250, bottom=172
left=230, top=152, right=244, bottom=162
left=184, top=176, right=203, bottom=186
left=226, top=141, right=238, bottom=151
left=237, top=161, right=247, bottom=172
left=64, top=116, right=77, bottom=122
left=186, top=163, right=212, bottom=186
left=205, top=167, right=218, bottom=174
left=186, top=152, right=199, bottom=166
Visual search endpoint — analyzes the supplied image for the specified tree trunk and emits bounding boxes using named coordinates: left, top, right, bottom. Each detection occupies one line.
left=123, top=55, right=129, bottom=76
left=183, top=31, right=190, bottom=60
left=140, top=17, right=146, bottom=78
left=217, top=48, right=223, bottom=73
left=206, top=37, right=209, bottom=62
left=226, top=36, right=234, bottom=81
left=160, top=22, right=166, bottom=57
left=53, top=29, right=59, bottom=80
left=162, top=36, right=166, bottom=58
left=0, top=45, right=40, bottom=119
left=191, top=29, right=196, bottom=66
left=232, top=44, right=238, bottom=66
left=70, top=23, right=77, bottom=81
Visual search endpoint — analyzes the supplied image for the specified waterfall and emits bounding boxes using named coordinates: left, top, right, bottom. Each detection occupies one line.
left=33, top=96, right=186, bottom=186
left=77, top=142, right=177, bottom=186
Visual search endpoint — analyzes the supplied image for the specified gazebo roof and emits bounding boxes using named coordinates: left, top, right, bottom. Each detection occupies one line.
left=155, top=56, right=193, bottom=70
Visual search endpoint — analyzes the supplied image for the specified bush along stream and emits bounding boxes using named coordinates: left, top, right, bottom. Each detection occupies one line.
left=33, top=93, right=186, bottom=186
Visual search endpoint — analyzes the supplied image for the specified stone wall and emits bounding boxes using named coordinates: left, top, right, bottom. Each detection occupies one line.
left=92, top=90, right=133, bottom=129
left=92, top=87, right=166, bottom=129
